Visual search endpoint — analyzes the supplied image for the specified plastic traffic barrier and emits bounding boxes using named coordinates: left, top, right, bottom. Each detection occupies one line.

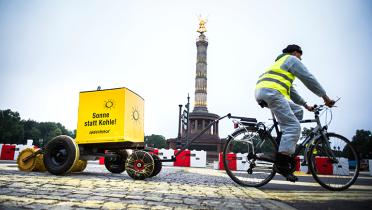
left=0, top=145, right=16, bottom=160
left=315, top=157, right=333, bottom=175
left=295, top=156, right=301, bottom=172
left=219, top=153, right=237, bottom=171
left=174, top=149, right=191, bottom=167
left=158, top=148, right=174, bottom=166
left=236, top=153, right=249, bottom=171
left=190, top=150, right=206, bottom=168
left=332, top=157, right=349, bottom=175
left=149, top=149, right=159, bottom=155
left=99, top=157, right=105, bottom=165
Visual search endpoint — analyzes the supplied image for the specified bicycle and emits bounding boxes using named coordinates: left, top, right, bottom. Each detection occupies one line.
left=223, top=102, right=360, bottom=191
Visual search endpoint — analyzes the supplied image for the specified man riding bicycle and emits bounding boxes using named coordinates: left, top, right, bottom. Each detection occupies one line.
left=255, top=44, right=335, bottom=180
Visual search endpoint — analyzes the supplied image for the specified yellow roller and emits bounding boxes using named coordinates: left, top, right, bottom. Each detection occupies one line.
left=17, top=148, right=37, bottom=172
left=71, top=160, right=88, bottom=172
left=34, top=153, right=47, bottom=172
left=80, top=160, right=88, bottom=172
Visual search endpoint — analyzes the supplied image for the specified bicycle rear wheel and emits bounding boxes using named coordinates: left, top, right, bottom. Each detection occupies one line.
left=223, top=127, right=277, bottom=187
left=308, top=133, right=360, bottom=191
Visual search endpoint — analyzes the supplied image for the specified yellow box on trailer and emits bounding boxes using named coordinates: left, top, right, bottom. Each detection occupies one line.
left=76, top=87, right=144, bottom=144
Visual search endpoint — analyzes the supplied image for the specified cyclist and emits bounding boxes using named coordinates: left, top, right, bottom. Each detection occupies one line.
left=255, top=44, right=335, bottom=181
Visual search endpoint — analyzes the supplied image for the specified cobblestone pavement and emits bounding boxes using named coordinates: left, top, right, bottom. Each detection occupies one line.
left=0, top=162, right=295, bottom=210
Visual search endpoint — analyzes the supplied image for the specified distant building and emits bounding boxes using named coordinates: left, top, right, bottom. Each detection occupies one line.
left=167, top=19, right=225, bottom=161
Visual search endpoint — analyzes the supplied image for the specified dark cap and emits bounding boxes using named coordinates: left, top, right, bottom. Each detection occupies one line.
left=282, top=44, right=302, bottom=54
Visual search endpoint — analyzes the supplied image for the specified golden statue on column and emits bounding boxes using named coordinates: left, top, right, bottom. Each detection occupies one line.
left=197, top=17, right=207, bottom=34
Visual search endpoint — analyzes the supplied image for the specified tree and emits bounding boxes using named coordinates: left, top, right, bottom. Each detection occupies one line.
left=301, top=127, right=313, bottom=137
left=36, top=122, right=71, bottom=146
left=349, top=130, right=372, bottom=159
left=0, top=109, right=75, bottom=146
left=23, top=120, right=41, bottom=142
left=0, top=109, right=24, bottom=144
left=145, top=134, right=167, bottom=149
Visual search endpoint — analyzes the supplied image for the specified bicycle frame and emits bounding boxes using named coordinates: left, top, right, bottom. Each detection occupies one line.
left=256, top=106, right=338, bottom=165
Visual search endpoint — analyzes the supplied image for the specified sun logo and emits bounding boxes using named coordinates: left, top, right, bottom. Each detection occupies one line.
left=104, top=100, right=115, bottom=110
left=131, top=106, right=141, bottom=127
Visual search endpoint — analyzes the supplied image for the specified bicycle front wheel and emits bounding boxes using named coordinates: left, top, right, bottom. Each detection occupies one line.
left=308, top=133, right=360, bottom=191
left=223, top=127, right=277, bottom=187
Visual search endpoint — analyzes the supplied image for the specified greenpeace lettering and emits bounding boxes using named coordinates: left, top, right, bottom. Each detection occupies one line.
left=89, top=130, right=110, bottom=135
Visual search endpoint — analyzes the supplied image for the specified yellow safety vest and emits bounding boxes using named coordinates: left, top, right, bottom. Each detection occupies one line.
left=256, top=54, right=296, bottom=100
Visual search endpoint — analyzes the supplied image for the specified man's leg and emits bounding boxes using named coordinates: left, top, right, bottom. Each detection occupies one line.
left=258, top=90, right=300, bottom=181
left=289, top=100, right=304, bottom=121
left=268, top=98, right=301, bottom=156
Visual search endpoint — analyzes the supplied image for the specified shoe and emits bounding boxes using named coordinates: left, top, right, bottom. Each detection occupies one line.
left=274, top=153, right=298, bottom=182
left=273, top=164, right=298, bottom=182
left=255, top=153, right=276, bottom=162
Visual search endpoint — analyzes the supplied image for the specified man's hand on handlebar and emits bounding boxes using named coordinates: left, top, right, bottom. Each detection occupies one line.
left=322, top=95, right=336, bottom=107
left=304, top=103, right=315, bottom=112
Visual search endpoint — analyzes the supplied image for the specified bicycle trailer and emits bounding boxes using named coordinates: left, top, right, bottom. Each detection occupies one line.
left=17, top=87, right=162, bottom=180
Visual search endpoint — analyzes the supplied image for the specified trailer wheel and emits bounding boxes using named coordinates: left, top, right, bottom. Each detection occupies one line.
left=149, top=154, right=162, bottom=177
left=104, top=150, right=128, bottom=174
left=17, top=148, right=37, bottom=172
left=126, top=151, right=154, bottom=180
left=43, top=135, right=79, bottom=175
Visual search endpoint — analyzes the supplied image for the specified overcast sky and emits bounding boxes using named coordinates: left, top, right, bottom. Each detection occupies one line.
left=1, top=0, right=371, bottom=140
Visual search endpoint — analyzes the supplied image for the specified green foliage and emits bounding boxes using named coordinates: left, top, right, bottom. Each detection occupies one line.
left=0, top=110, right=24, bottom=144
left=301, top=127, right=313, bottom=137
left=0, top=109, right=74, bottom=146
left=145, top=134, right=167, bottom=149
left=349, top=130, right=372, bottom=159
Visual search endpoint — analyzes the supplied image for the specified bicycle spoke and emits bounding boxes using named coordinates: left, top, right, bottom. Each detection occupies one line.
left=223, top=127, right=277, bottom=187
left=308, top=133, right=359, bottom=191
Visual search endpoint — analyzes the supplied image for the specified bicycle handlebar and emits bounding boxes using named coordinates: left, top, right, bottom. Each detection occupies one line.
left=311, top=97, right=340, bottom=113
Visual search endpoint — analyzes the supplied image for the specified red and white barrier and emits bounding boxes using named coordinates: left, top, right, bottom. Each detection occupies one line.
left=152, top=149, right=207, bottom=168
left=174, top=150, right=191, bottom=167
left=98, top=149, right=207, bottom=168
left=150, top=149, right=159, bottom=155
left=218, top=153, right=237, bottom=170
left=99, top=157, right=105, bottom=165
left=214, top=153, right=350, bottom=176
left=0, top=140, right=34, bottom=160
left=217, top=152, right=272, bottom=171
left=158, top=148, right=174, bottom=166
left=190, top=150, right=206, bottom=168
left=236, top=153, right=249, bottom=171
left=298, top=156, right=308, bottom=173
left=0, top=144, right=16, bottom=160
left=314, top=157, right=333, bottom=175
left=332, top=157, right=349, bottom=175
